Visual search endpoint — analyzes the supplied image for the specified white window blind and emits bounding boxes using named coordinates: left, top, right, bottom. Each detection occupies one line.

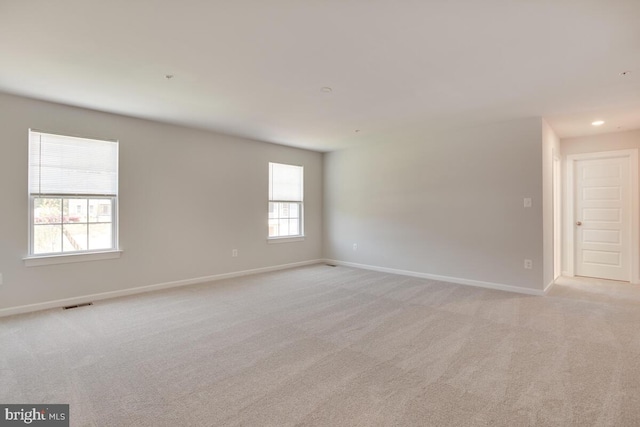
left=269, top=163, right=303, bottom=202
left=29, top=130, right=118, bottom=196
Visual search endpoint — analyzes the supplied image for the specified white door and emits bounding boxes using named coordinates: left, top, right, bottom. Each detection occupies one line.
left=574, top=155, right=630, bottom=281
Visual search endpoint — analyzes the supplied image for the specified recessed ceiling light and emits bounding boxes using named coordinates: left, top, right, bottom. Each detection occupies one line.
left=592, top=120, right=605, bottom=126
left=320, top=87, right=332, bottom=93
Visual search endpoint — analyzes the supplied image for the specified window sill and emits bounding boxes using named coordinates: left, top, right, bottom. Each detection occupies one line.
left=24, top=250, right=122, bottom=267
left=267, top=236, right=305, bottom=244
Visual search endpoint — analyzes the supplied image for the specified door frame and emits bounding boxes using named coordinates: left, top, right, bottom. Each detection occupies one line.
left=553, top=152, right=562, bottom=280
left=565, top=149, right=639, bottom=283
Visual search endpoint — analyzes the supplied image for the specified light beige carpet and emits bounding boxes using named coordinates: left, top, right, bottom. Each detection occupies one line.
left=1, top=265, right=639, bottom=426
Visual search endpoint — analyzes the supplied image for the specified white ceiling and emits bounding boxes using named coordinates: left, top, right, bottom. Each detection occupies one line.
left=1, top=0, right=639, bottom=152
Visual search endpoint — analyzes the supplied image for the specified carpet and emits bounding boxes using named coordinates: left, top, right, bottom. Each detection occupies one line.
left=1, top=265, right=639, bottom=426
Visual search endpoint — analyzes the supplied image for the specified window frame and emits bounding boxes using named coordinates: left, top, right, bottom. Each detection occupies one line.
left=25, top=130, right=120, bottom=264
left=268, top=162, right=304, bottom=241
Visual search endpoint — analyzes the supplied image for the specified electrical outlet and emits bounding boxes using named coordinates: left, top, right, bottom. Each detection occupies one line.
left=353, top=243, right=358, bottom=251
left=524, top=198, right=532, bottom=208
left=524, top=259, right=533, bottom=269
left=232, top=249, right=238, bottom=257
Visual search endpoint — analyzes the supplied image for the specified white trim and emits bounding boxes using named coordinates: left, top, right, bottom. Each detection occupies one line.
left=267, top=236, right=305, bottom=244
left=565, top=149, right=639, bottom=283
left=1, top=259, right=323, bottom=318
left=553, top=152, right=562, bottom=280
left=544, top=280, right=556, bottom=294
left=24, top=250, right=122, bottom=267
left=632, top=151, right=639, bottom=283
left=565, top=155, right=574, bottom=277
left=324, top=259, right=545, bottom=296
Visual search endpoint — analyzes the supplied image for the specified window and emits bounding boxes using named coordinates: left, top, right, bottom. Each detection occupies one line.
left=28, top=130, right=118, bottom=256
left=268, top=162, right=303, bottom=238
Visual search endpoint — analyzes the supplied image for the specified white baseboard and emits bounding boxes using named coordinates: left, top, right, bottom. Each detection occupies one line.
left=0, top=259, right=324, bottom=318
left=324, top=259, right=546, bottom=296
left=544, top=280, right=556, bottom=294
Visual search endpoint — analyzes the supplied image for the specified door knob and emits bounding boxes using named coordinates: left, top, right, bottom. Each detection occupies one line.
left=576, top=221, right=582, bottom=226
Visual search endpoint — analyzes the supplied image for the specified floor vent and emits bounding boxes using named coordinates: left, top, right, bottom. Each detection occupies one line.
left=63, top=302, right=93, bottom=310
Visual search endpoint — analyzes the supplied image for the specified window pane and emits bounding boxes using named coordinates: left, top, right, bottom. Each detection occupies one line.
left=289, top=202, right=299, bottom=218
left=62, top=199, right=70, bottom=223
left=289, top=219, right=300, bottom=235
left=63, top=224, right=88, bottom=252
left=63, top=198, right=85, bottom=223
left=89, top=199, right=111, bottom=223
left=269, top=202, right=278, bottom=219
left=34, top=198, right=62, bottom=224
left=98, top=202, right=110, bottom=218
left=268, top=219, right=279, bottom=237
left=89, top=224, right=113, bottom=250
left=33, top=224, right=62, bottom=254
left=278, top=219, right=289, bottom=236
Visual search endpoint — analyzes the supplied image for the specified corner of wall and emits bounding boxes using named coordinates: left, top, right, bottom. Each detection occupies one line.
left=541, top=119, right=561, bottom=288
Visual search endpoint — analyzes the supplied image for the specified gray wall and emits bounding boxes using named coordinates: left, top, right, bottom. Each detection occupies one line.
left=562, top=129, right=640, bottom=156
left=324, top=117, right=545, bottom=291
left=0, top=93, right=323, bottom=310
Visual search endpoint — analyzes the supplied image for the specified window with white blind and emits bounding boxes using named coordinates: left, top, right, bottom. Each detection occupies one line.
left=268, top=162, right=303, bottom=239
left=28, top=130, right=119, bottom=256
